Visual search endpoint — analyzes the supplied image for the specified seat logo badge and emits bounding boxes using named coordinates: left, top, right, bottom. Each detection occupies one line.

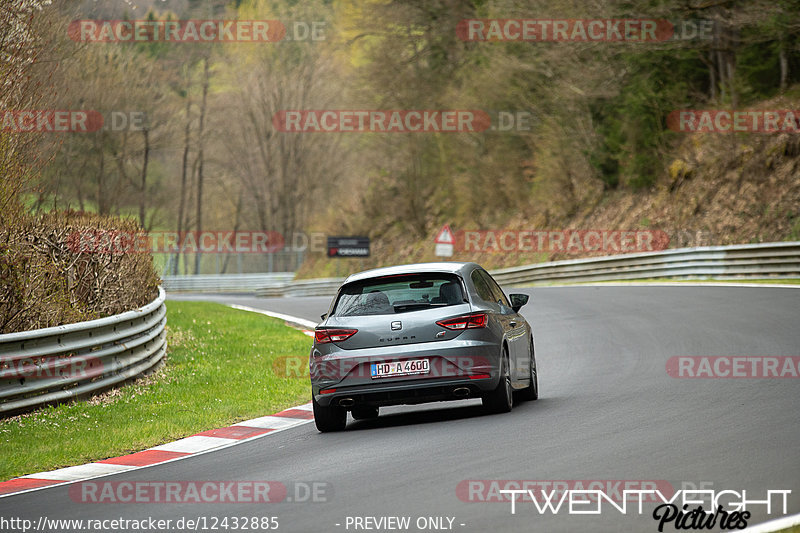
left=436, top=331, right=446, bottom=338
left=391, top=321, right=402, bottom=331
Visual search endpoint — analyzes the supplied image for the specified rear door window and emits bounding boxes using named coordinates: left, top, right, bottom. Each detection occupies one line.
left=332, top=274, right=465, bottom=316
left=481, top=270, right=510, bottom=306
left=470, top=269, right=495, bottom=304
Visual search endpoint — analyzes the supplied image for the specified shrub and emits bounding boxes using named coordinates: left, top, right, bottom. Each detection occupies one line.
left=0, top=210, right=160, bottom=333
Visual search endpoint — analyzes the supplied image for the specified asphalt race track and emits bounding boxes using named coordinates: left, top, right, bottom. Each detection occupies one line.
left=2, top=286, right=799, bottom=533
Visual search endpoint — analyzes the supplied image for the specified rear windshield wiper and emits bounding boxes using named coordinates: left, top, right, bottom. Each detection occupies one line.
left=392, top=302, right=448, bottom=312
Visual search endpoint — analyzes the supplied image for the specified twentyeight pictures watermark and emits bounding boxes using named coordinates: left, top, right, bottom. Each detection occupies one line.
left=461, top=481, right=791, bottom=532
left=69, top=20, right=326, bottom=43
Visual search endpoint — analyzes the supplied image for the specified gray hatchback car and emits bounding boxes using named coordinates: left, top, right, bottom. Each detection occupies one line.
left=310, top=262, right=538, bottom=432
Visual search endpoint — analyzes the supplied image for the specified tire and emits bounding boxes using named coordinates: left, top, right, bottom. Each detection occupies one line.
left=313, top=395, right=347, bottom=432
left=482, top=349, right=513, bottom=413
left=519, top=342, right=539, bottom=401
left=351, top=406, right=379, bottom=420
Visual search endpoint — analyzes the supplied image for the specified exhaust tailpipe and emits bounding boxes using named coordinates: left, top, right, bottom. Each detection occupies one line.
left=339, top=397, right=355, bottom=407
left=453, top=387, right=470, bottom=398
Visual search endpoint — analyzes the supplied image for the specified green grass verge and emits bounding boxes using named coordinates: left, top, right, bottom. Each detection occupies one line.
left=0, top=301, right=312, bottom=481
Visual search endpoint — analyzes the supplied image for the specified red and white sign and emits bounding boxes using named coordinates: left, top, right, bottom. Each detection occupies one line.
left=435, top=225, right=455, bottom=257
left=435, top=224, right=455, bottom=244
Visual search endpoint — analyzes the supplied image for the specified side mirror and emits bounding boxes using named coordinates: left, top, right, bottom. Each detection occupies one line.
left=509, top=293, right=529, bottom=313
left=320, top=313, right=328, bottom=320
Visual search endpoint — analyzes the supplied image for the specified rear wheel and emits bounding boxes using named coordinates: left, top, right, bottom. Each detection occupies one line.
left=313, top=395, right=347, bottom=432
left=482, top=349, right=513, bottom=413
left=351, top=406, right=379, bottom=420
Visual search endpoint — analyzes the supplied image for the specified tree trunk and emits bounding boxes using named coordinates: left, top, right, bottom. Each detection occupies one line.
left=174, top=97, right=192, bottom=275
left=183, top=155, right=200, bottom=275
left=779, top=45, right=788, bottom=91
left=139, top=128, right=149, bottom=229
left=97, top=134, right=107, bottom=215
left=194, top=56, right=210, bottom=275
left=220, top=190, right=244, bottom=274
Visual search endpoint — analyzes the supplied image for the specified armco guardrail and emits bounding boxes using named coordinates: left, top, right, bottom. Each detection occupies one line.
left=163, top=273, right=293, bottom=293
left=490, top=241, right=800, bottom=286
left=0, top=287, right=167, bottom=415
left=256, top=278, right=344, bottom=298
left=253, top=242, right=800, bottom=296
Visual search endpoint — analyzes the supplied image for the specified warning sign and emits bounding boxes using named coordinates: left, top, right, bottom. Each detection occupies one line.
left=435, top=224, right=454, bottom=257
left=435, top=225, right=455, bottom=244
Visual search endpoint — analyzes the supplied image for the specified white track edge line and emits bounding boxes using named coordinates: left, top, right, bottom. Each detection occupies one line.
left=745, top=511, right=800, bottom=532
left=227, top=304, right=318, bottom=329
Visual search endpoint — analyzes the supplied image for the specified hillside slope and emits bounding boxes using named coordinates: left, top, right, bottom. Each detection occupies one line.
left=299, top=101, right=800, bottom=278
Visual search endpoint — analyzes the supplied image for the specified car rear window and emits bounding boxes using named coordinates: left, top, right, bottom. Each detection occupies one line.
left=332, top=274, right=466, bottom=316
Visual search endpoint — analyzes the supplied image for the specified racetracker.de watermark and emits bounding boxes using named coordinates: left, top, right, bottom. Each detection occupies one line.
left=293, top=355, right=492, bottom=380
left=273, top=110, right=492, bottom=133
left=456, top=480, right=675, bottom=503
left=273, top=110, right=541, bottom=133
left=666, top=356, right=800, bottom=378
left=66, top=230, right=328, bottom=254
left=0, top=110, right=103, bottom=133
left=1, top=110, right=149, bottom=133
left=69, top=20, right=286, bottom=43
left=458, top=229, right=669, bottom=254
left=69, top=481, right=331, bottom=504
left=456, top=19, right=714, bottom=42
left=667, top=110, right=800, bottom=133
left=0, top=356, right=103, bottom=381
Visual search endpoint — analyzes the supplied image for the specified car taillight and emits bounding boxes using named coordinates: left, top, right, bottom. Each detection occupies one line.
left=314, top=328, right=358, bottom=344
left=436, top=313, right=487, bottom=330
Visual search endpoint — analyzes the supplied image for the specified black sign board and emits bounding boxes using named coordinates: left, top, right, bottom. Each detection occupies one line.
left=327, top=236, right=370, bottom=258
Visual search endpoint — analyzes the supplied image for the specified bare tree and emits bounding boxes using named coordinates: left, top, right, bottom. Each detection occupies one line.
left=193, top=55, right=210, bottom=275
left=217, top=5, right=346, bottom=253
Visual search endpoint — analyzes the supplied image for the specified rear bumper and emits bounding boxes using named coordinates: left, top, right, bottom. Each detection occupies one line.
left=313, top=375, right=499, bottom=407
left=310, top=338, right=501, bottom=407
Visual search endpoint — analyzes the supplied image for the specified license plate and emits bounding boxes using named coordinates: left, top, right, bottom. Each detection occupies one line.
left=371, top=359, right=430, bottom=378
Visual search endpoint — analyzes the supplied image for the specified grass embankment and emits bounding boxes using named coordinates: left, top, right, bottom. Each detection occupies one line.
left=0, top=301, right=312, bottom=481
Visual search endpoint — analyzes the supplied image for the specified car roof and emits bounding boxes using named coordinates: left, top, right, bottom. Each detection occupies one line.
left=343, top=262, right=480, bottom=284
